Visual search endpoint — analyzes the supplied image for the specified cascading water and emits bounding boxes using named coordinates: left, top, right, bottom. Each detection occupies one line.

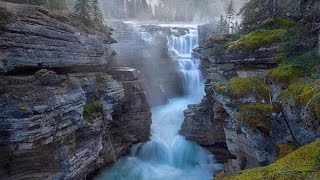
left=97, top=25, right=222, bottom=180
left=168, top=28, right=202, bottom=94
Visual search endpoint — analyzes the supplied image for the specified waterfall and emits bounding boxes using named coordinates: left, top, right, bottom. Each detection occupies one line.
left=97, top=25, right=222, bottom=180
left=167, top=28, right=202, bottom=94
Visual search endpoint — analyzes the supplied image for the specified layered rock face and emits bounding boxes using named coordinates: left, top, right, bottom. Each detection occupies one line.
left=0, top=2, right=115, bottom=74
left=181, top=16, right=320, bottom=174
left=0, top=2, right=152, bottom=179
left=109, top=21, right=183, bottom=106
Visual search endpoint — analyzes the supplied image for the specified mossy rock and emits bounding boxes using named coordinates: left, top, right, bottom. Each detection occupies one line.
left=235, top=103, right=272, bottom=134
left=227, top=29, right=287, bottom=51
left=214, top=76, right=270, bottom=100
left=267, top=64, right=300, bottom=84
left=216, top=139, right=320, bottom=180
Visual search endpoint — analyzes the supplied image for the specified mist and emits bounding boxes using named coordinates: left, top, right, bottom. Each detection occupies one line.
left=100, top=0, right=248, bottom=23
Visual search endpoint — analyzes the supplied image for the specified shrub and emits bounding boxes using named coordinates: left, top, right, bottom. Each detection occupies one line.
left=83, top=100, right=102, bottom=119
left=227, top=29, right=287, bottom=51
left=267, top=64, right=300, bottom=84
left=215, top=76, right=270, bottom=100
left=34, top=69, right=58, bottom=85
left=235, top=103, right=272, bottom=133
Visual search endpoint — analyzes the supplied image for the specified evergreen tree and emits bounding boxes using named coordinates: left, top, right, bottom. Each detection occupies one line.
left=90, top=0, right=103, bottom=23
left=74, top=0, right=91, bottom=24
left=226, top=0, right=235, bottom=34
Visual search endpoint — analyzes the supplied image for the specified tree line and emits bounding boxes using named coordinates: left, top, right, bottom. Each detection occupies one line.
left=2, top=0, right=104, bottom=25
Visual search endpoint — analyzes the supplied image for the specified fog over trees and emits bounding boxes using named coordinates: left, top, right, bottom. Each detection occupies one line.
left=100, top=0, right=248, bottom=22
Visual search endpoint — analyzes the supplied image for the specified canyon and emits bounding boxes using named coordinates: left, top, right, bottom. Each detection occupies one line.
left=0, top=0, right=320, bottom=180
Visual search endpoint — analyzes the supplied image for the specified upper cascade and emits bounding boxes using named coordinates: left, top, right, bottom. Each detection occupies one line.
left=168, top=28, right=199, bottom=58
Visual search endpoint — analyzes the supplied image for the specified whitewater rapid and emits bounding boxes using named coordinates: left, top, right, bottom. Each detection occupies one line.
left=97, top=25, right=222, bottom=180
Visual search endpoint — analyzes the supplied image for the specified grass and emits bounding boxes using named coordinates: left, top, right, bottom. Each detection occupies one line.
left=216, top=139, right=320, bottom=180
left=214, top=76, right=270, bottom=100
left=227, top=29, right=287, bottom=51
left=235, top=103, right=272, bottom=134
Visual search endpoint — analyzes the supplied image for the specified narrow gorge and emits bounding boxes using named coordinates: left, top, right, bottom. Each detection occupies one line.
left=0, top=0, right=319, bottom=180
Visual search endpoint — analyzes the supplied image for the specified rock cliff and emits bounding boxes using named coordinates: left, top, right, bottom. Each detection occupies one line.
left=0, top=2, right=115, bottom=74
left=0, top=2, right=151, bottom=179
left=181, top=3, right=320, bottom=175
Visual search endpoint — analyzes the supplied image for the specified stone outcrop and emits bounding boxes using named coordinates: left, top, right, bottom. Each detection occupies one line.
left=0, top=2, right=152, bottom=180
left=0, top=2, right=115, bottom=74
left=0, top=68, right=151, bottom=179
left=180, top=92, right=234, bottom=163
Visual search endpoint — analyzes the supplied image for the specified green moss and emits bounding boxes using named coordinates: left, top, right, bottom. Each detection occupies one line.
left=217, top=139, right=320, bottom=180
left=84, top=100, right=102, bottom=120
left=267, top=64, right=300, bottom=84
left=260, top=18, right=296, bottom=29
left=282, top=81, right=320, bottom=104
left=235, top=103, right=272, bottom=133
left=282, top=81, right=320, bottom=120
left=227, top=29, right=287, bottom=51
left=215, top=77, right=270, bottom=100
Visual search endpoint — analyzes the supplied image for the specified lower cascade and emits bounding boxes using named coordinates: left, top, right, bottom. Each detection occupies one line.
left=97, top=25, right=222, bottom=180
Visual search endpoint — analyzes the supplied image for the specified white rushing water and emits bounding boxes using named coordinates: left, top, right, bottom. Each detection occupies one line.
left=97, top=25, right=222, bottom=180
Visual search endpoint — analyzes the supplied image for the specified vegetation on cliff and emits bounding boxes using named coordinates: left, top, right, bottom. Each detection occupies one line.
left=215, top=76, right=270, bottom=100
left=235, top=103, right=272, bottom=134
left=217, top=139, right=320, bottom=180
left=227, top=29, right=287, bottom=51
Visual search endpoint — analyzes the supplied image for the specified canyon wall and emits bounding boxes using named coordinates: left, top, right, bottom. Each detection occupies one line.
left=181, top=2, right=320, bottom=175
left=0, top=2, right=151, bottom=179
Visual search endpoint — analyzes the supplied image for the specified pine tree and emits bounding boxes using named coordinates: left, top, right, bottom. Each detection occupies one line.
left=90, top=0, right=103, bottom=23
left=217, top=15, right=225, bottom=35
left=226, top=0, right=235, bottom=34
left=74, top=0, right=91, bottom=24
